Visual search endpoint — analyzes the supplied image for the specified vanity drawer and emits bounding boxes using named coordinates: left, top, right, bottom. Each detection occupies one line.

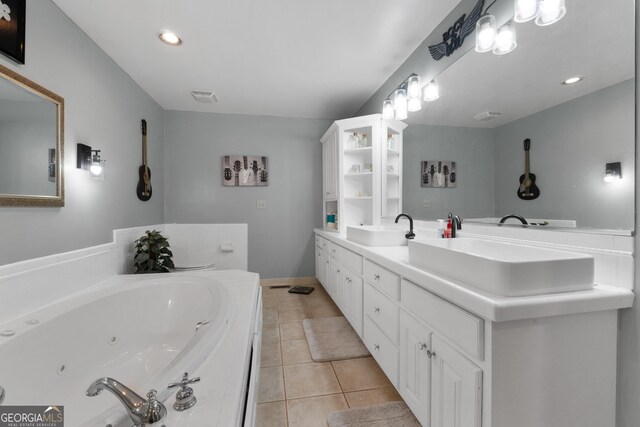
left=317, top=236, right=330, bottom=251
left=331, top=244, right=363, bottom=274
left=401, top=279, right=484, bottom=360
left=364, top=283, right=399, bottom=345
left=364, top=316, right=399, bottom=387
left=364, top=259, right=400, bottom=300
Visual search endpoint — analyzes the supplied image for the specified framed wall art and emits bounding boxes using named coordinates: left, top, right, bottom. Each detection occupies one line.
left=0, top=0, right=26, bottom=64
left=421, top=160, right=456, bottom=188
left=223, top=155, right=269, bottom=187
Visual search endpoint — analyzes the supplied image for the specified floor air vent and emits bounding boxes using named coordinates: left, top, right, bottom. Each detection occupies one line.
left=269, top=285, right=292, bottom=289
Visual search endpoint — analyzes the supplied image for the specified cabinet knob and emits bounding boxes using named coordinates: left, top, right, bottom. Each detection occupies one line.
left=418, top=342, right=427, bottom=350
left=337, top=269, right=340, bottom=273
left=374, top=307, right=380, bottom=313
left=374, top=344, right=380, bottom=351
left=427, top=350, right=436, bottom=359
left=374, top=274, right=380, bottom=280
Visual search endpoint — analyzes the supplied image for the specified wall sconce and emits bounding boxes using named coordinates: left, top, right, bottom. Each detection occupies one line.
left=604, top=162, right=622, bottom=183
left=77, top=143, right=105, bottom=179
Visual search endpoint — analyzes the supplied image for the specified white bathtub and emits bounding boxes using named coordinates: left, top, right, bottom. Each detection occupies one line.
left=0, top=274, right=235, bottom=427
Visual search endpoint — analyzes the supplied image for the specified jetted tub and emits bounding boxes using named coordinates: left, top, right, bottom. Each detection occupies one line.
left=0, top=274, right=233, bottom=427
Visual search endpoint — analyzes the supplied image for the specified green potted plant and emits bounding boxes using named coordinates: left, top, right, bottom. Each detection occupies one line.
left=133, top=230, right=175, bottom=273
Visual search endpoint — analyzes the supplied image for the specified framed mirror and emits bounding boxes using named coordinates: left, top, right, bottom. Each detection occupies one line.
left=402, top=0, right=634, bottom=234
left=0, top=63, right=64, bottom=207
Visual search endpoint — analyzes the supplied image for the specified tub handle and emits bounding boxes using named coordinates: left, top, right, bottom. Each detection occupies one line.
left=0, top=386, right=4, bottom=404
left=195, top=320, right=211, bottom=332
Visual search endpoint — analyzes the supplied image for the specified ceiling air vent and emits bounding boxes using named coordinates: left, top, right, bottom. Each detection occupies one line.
left=473, top=111, right=501, bottom=121
left=190, top=91, right=219, bottom=104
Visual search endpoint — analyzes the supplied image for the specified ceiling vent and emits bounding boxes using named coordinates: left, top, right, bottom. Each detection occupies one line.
left=190, top=91, right=219, bottom=104
left=473, top=111, right=501, bottom=121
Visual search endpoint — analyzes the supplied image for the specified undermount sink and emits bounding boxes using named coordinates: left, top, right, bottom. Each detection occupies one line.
left=347, top=225, right=408, bottom=246
left=408, top=238, right=594, bottom=297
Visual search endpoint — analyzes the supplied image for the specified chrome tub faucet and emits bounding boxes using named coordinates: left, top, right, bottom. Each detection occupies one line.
left=86, top=377, right=166, bottom=426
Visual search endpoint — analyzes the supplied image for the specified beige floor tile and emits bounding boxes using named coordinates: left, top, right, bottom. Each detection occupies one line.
left=283, top=362, right=342, bottom=399
left=277, top=299, right=309, bottom=310
left=309, top=304, right=343, bottom=318
left=278, top=307, right=312, bottom=323
left=261, top=341, right=282, bottom=367
left=287, top=394, right=348, bottom=427
left=258, top=366, right=285, bottom=403
left=262, top=323, right=281, bottom=342
left=332, top=357, right=392, bottom=392
left=262, top=299, right=277, bottom=309
left=256, top=401, right=287, bottom=427
left=307, top=298, right=339, bottom=310
left=281, top=339, right=312, bottom=365
left=344, top=386, right=402, bottom=408
left=280, top=322, right=306, bottom=341
left=263, top=307, right=278, bottom=323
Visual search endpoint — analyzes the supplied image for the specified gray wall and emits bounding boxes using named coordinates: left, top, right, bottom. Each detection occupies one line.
left=617, top=5, right=640, bottom=425
left=163, top=110, right=331, bottom=279
left=493, top=79, right=634, bottom=230
left=0, top=0, right=165, bottom=265
left=403, top=124, right=495, bottom=220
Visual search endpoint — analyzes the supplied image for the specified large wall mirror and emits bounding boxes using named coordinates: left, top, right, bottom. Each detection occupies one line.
left=402, top=0, right=634, bottom=233
left=0, top=64, right=64, bottom=207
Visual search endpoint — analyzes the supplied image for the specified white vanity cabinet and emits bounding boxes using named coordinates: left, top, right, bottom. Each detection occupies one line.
left=315, top=230, right=623, bottom=427
left=321, top=130, right=338, bottom=200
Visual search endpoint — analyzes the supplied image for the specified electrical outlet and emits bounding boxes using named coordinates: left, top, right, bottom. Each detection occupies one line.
left=422, top=200, right=431, bottom=208
left=257, top=200, right=266, bottom=209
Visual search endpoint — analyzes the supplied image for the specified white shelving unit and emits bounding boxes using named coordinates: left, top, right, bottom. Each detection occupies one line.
left=320, top=114, right=406, bottom=235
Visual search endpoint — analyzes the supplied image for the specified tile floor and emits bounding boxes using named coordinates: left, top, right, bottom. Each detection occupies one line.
left=256, top=282, right=403, bottom=427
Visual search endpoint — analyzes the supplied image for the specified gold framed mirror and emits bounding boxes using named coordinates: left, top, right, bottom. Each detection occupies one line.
left=0, top=63, right=64, bottom=207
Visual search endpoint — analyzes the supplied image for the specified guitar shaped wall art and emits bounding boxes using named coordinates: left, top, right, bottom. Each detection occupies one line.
left=517, top=138, right=540, bottom=200
left=136, top=119, right=152, bottom=201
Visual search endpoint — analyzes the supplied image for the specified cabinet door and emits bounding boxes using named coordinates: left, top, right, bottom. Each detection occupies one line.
left=322, top=132, right=338, bottom=199
left=399, top=311, right=432, bottom=426
left=431, top=335, right=482, bottom=427
left=346, top=271, right=363, bottom=337
left=328, top=258, right=340, bottom=300
left=315, top=246, right=323, bottom=283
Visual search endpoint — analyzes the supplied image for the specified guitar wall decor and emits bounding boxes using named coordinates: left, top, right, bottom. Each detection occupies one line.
left=136, top=119, right=152, bottom=201
left=222, top=155, right=269, bottom=187
left=517, top=138, right=540, bottom=200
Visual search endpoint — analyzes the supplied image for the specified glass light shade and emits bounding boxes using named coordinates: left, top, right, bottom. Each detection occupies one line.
left=535, top=0, right=566, bottom=26
left=395, top=104, right=408, bottom=120
left=423, top=80, right=439, bottom=102
left=475, top=15, right=497, bottom=53
left=382, top=99, right=395, bottom=119
left=408, top=97, right=422, bottom=112
left=407, top=75, right=421, bottom=99
left=89, top=160, right=105, bottom=179
left=514, top=0, right=541, bottom=23
left=493, top=21, right=517, bottom=55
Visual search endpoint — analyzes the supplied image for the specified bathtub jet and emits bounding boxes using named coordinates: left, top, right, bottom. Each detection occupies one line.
left=86, top=378, right=166, bottom=426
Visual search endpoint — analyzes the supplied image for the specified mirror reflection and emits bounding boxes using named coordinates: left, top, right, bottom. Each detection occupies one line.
left=0, top=64, right=64, bottom=207
left=403, top=0, right=634, bottom=232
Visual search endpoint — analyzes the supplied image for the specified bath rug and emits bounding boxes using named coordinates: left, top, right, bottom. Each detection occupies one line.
left=327, top=401, right=420, bottom=427
left=302, top=316, right=369, bottom=362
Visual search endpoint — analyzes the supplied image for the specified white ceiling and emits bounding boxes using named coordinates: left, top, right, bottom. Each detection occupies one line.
left=51, top=0, right=459, bottom=120
left=406, top=0, right=635, bottom=128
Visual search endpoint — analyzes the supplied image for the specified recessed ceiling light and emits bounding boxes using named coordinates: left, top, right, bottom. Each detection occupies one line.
left=159, top=32, right=182, bottom=46
left=562, top=76, right=583, bottom=85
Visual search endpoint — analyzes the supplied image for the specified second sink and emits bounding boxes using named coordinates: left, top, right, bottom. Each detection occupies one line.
left=347, top=225, right=408, bottom=246
left=408, top=238, right=594, bottom=296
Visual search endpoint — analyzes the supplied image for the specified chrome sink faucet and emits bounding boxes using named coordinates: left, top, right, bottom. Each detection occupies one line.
left=448, top=212, right=462, bottom=238
left=86, top=378, right=166, bottom=426
left=395, top=213, right=415, bottom=239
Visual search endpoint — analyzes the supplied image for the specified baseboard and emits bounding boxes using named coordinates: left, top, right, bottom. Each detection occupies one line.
left=259, top=277, right=320, bottom=287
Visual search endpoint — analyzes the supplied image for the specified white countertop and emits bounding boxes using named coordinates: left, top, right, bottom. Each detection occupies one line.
left=316, top=229, right=634, bottom=322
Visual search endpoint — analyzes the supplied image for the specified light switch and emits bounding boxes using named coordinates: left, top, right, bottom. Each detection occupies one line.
left=422, top=200, right=431, bottom=208
left=257, top=200, right=266, bottom=209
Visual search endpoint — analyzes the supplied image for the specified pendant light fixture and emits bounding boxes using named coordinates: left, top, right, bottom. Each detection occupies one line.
left=536, top=0, right=566, bottom=26
left=493, top=21, right=517, bottom=55
left=514, top=0, right=541, bottom=22
left=393, top=88, right=408, bottom=120
left=382, top=99, right=395, bottom=119
left=423, top=79, right=440, bottom=102
left=475, top=14, right=497, bottom=53
left=407, top=75, right=422, bottom=112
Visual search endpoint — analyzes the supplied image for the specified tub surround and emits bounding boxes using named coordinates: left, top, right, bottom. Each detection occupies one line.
left=0, top=224, right=258, bottom=426
left=315, top=226, right=633, bottom=427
